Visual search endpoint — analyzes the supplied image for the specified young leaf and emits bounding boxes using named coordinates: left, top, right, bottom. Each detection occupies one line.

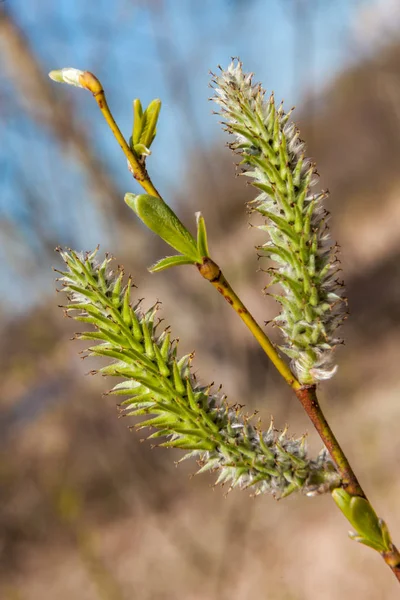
left=149, top=255, right=196, bottom=273
left=196, top=212, right=210, bottom=258
left=132, top=98, right=144, bottom=146
left=140, top=99, right=161, bottom=150
left=125, top=193, right=201, bottom=261
left=133, top=143, right=151, bottom=157
left=332, top=489, right=387, bottom=552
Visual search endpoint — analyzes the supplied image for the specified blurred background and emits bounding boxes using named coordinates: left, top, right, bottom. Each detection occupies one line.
left=1, top=0, right=400, bottom=598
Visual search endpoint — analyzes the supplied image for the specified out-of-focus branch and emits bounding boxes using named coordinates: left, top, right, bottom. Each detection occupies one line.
left=0, top=6, right=127, bottom=223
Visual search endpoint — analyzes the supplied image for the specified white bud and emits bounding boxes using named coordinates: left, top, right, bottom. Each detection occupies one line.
left=49, top=68, right=85, bottom=88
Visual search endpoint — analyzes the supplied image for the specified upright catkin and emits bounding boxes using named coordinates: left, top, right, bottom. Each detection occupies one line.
left=212, top=60, right=346, bottom=384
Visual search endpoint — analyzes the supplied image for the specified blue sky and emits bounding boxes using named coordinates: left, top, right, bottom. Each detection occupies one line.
left=0, top=0, right=378, bottom=311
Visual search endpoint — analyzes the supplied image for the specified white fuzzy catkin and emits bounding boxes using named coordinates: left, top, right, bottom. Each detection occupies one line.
left=212, top=60, right=346, bottom=384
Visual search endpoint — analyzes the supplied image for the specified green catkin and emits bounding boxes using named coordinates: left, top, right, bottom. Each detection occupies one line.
left=212, top=60, right=346, bottom=384
left=56, top=248, right=340, bottom=498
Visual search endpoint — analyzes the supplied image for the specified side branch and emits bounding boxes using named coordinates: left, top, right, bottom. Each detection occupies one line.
left=79, top=71, right=162, bottom=199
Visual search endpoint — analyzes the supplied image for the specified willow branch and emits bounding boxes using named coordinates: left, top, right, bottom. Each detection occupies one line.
left=49, top=66, right=400, bottom=583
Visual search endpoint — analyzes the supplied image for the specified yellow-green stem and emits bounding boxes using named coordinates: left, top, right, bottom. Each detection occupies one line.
left=197, top=257, right=301, bottom=390
left=80, top=72, right=161, bottom=199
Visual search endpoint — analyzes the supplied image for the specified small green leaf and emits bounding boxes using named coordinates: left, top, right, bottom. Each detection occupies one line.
left=125, top=193, right=201, bottom=261
left=349, top=534, right=386, bottom=553
left=196, top=212, right=210, bottom=258
left=133, top=143, right=151, bottom=157
left=332, top=489, right=386, bottom=552
left=140, top=99, right=161, bottom=150
left=149, top=255, right=196, bottom=273
left=332, top=488, right=352, bottom=516
left=132, top=99, right=144, bottom=146
left=350, top=496, right=386, bottom=551
left=380, top=519, right=393, bottom=551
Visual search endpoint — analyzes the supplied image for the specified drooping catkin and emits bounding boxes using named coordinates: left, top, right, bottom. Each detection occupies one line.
left=57, top=248, right=340, bottom=497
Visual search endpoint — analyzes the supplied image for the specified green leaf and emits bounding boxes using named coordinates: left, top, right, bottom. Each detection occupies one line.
left=332, top=488, right=355, bottom=520
left=380, top=519, right=393, bottom=550
left=149, top=255, right=196, bottom=273
left=132, top=99, right=143, bottom=146
left=140, top=99, right=161, bottom=150
left=332, top=489, right=386, bottom=552
left=196, top=212, right=210, bottom=258
left=133, top=143, right=151, bottom=157
left=349, top=495, right=386, bottom=551
left=125, top=193, right=201, bottom=261
left=349, top=534, right=386, bottom=553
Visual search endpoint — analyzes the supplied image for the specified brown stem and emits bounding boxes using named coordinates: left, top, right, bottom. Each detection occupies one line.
left=382, top=551, right=400, bottom=583
left=296, top=385, right=400, bottom=582
left=295, top=385, right=364, bottom=496
left=198, top=258, right=400, bottom=583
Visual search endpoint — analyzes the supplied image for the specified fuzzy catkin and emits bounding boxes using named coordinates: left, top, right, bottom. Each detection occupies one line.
left=57, top=248, right=340, bottom=497
left=212, top=60, right=346, bottom=384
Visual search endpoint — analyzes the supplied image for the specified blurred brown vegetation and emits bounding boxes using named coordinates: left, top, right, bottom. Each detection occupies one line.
left=1, top=2, right=400, bottom=599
